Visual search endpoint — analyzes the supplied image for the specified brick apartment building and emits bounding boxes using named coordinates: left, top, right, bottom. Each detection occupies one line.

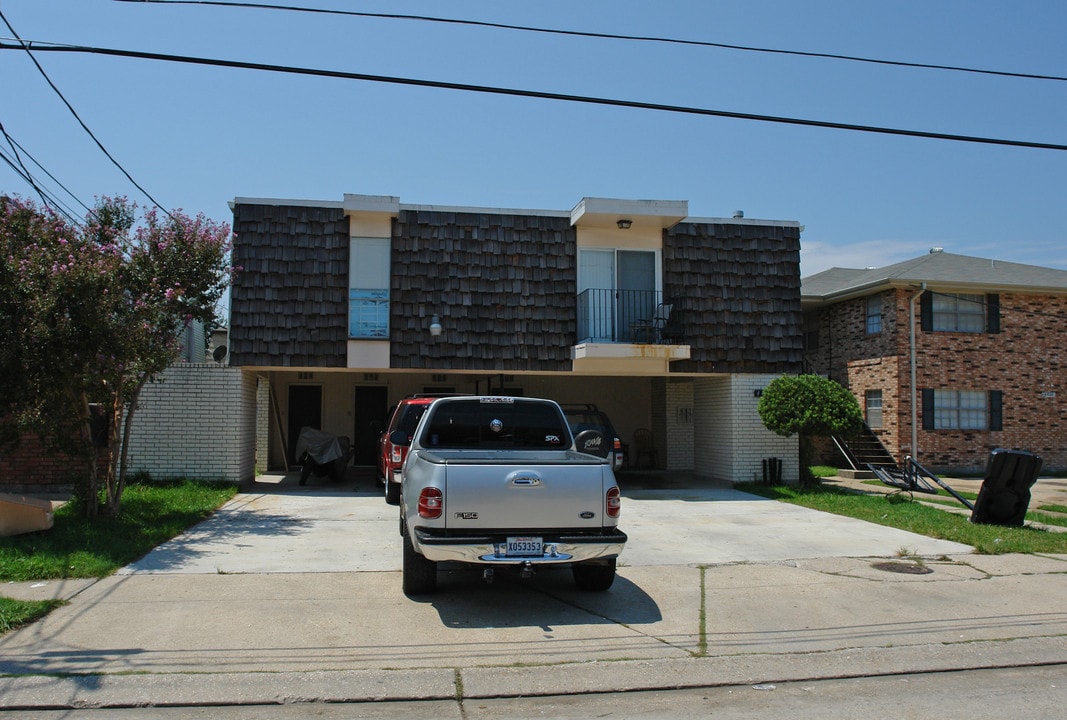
left=802, top=249, right=1067, bottom=473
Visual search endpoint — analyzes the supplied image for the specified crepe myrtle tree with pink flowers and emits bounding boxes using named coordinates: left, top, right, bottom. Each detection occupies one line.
left=1, top=195, right=236, bottom=518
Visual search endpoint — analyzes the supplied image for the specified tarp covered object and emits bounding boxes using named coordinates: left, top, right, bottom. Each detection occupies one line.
left=294, top=427, right=344, bottom=465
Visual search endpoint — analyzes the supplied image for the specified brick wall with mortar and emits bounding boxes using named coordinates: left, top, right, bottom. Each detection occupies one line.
left=693, top=375, right=797, bottom=482
left=121, top=365, right=257, bottom=484
left=806, top=289, right=1066, bottom=472
left=0, top=433, right=109, bottom=493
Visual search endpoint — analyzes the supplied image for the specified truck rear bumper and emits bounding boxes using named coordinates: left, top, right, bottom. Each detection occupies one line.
left=412, top=528, right=627, bottom=565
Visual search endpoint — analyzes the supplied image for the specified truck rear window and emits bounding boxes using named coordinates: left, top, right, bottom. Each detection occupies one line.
left=420, top=400, right=569, bottom=450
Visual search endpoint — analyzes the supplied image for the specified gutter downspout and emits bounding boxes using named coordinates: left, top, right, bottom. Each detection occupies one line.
left=909, top=283, right=927, bottom=461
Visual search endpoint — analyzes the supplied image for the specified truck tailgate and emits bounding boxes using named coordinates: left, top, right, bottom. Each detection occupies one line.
left=434, top=452, right=612, bottom=530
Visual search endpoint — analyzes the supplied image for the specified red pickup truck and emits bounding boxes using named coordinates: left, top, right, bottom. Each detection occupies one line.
left=378, top=395, right=454, bottom=504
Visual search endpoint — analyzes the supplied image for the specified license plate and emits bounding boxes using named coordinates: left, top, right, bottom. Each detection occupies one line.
left=506, top=536, right=543, bottom=557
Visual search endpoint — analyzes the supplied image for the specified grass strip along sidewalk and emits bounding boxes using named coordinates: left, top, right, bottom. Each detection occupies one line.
left=739, top=481, right=1067, bottom=555
left=0, top=480, right=236, bottom=633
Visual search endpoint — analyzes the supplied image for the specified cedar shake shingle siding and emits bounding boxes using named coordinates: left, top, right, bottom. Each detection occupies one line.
left=230, top=203, right=350, bottom=367
left=390, top=210, right=576, bottom=371
left=665, top=221, right=803, bottom=374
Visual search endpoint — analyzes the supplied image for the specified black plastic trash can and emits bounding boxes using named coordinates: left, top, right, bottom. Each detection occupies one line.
left=970, top=448, right=1043, bottom=527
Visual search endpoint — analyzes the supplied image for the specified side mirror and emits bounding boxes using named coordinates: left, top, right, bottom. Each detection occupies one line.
left=574, top=429, right=610, bottom=459
left=389, top=430, right=411, bottom=447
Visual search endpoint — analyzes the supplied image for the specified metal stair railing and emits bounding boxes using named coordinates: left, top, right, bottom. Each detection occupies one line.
left=832, top=423, right=895, bottom=471
left=868, top=456, right=975, bottom=511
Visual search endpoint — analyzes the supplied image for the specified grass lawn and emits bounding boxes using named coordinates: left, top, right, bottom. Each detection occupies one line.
left=0, top=597, right=66, bottom=634
left=0, top=479, right=237, bottom=582
left=739, top=481, right=1067, bottom=555
left=852, top=478, right=1067, bottom=529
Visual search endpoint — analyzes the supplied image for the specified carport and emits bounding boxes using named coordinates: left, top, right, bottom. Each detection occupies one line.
left=253, top=368, right=798, bottom=485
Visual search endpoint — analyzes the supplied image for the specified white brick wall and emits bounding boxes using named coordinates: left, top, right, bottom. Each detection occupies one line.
left=255, top=375, right=270, bottom=474
left=693, top=374, right=797, bottom=483
left=120, top=365, right=257, bottom=484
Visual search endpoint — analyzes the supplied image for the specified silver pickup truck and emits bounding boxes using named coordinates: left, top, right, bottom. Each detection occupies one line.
left=394, top=395, right=627, bottom=595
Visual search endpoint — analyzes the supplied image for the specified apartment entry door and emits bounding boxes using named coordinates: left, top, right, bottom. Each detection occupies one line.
left=287, top=385, right=321, bottom=465
left=352, top=386, right=388, bottom=466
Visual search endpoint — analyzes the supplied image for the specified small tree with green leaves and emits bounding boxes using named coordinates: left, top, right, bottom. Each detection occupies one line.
left=757, top=374, right=863, bottom=486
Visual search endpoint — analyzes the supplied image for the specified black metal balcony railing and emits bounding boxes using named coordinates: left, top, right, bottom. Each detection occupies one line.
left=576, top=288, right=661, bottom=343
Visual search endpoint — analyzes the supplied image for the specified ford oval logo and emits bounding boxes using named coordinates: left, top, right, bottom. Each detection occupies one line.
left=580, top=511, right=595, bottom=519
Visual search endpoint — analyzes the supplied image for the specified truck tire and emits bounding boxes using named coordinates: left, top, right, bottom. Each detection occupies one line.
left=402, top=532, right=437, bottom=595
left=385, top=478, right=401, bottom=505
left=572, top=559, right=616, bottom=591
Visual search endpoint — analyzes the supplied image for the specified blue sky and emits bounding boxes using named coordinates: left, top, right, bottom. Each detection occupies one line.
left=2, top=0, right=1065, bottom=277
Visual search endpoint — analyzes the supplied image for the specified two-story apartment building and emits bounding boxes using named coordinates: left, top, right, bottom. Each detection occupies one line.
left=228, top=194, right=805, bottom=483
left=802, top=249, right=1067, bottom=473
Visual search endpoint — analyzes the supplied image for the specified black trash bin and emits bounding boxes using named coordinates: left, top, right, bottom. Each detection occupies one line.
left=762, top=457, right=783, bottom=486
left=970, top=448, right=1042, bottom=527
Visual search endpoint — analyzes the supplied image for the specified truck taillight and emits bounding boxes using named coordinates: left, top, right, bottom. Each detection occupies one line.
left=418, top=487, right=444, bottom=519
left=606, top=486, right=621, bottom=518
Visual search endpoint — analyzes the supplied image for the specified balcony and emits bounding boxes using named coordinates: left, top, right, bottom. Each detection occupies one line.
left=572, top=289, right=690, bottom=372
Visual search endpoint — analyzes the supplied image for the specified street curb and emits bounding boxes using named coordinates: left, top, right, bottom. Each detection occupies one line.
left=1, top=636, right=1063, bottom=710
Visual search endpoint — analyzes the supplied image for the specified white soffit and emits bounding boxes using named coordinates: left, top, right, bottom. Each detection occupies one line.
left=570, top=197, right=689, bottom=230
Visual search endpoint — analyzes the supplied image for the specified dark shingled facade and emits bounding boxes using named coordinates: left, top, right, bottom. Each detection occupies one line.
left=230, top=203, right=350, bottom=367
left=390, top=209, right=576, bottom=371
left=228, top=201, right=804, bottom=375
left=664, top=221, right=803, bottom=374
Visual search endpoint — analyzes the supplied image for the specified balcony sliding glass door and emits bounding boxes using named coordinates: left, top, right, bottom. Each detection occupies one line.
left=577, top=249, right=657, bottom=343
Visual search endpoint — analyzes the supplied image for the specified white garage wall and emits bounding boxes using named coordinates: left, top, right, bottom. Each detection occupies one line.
left=122, top=365, right=257, bottom=484
left=694, top=374, right=797, bottom=483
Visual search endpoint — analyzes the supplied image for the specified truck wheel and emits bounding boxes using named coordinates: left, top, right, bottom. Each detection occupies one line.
left=385, top=478, right=401, bottom=505
left=572, top=559, right=616, bottom=591
left=402, top=532, right=437, bottom=595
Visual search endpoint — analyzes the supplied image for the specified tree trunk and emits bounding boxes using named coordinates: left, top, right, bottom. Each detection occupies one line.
left=103, top=375, right=148, bottom=517
left=76, top=391, right=100, bottom=519
left=799, top=434, right=818, bottom=487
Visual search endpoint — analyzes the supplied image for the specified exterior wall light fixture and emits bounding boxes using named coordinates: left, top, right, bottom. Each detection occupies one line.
left=429, top=314, right=443, bottom=337
left=616, top=218, right=633, bottom=230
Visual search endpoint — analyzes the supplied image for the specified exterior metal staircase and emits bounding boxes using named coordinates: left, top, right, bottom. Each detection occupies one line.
left=832, top=423, right=896, bottom=472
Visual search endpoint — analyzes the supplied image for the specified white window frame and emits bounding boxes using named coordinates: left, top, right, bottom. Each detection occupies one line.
left=932, top=293, right=985, bottom=333
left=865, top=295, right=882, bottom=334
left=865, top=389, right=883, bottom=428
left=933, top=390, right=987, bottom=430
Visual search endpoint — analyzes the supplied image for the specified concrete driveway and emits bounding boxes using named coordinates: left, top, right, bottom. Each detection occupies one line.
left=116, top=471, right=971, bottom=575
left=3, top=470, right=1066, bottom=711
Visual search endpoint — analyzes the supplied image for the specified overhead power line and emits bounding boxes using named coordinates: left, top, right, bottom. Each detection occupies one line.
left=3, top=40, right=1065, bottom=152
left=116, top=0, right=1067, bottom=83
left=0, top=120, right=51, bottom=209
left=2, top=131, right=96, bottom=218
left=0, top=134, right=86, bottom=226
left=0, top=9, right=171, bottom=217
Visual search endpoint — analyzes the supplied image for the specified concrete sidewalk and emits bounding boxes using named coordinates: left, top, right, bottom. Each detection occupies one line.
left=1, top=473, right=1065, bottom=709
